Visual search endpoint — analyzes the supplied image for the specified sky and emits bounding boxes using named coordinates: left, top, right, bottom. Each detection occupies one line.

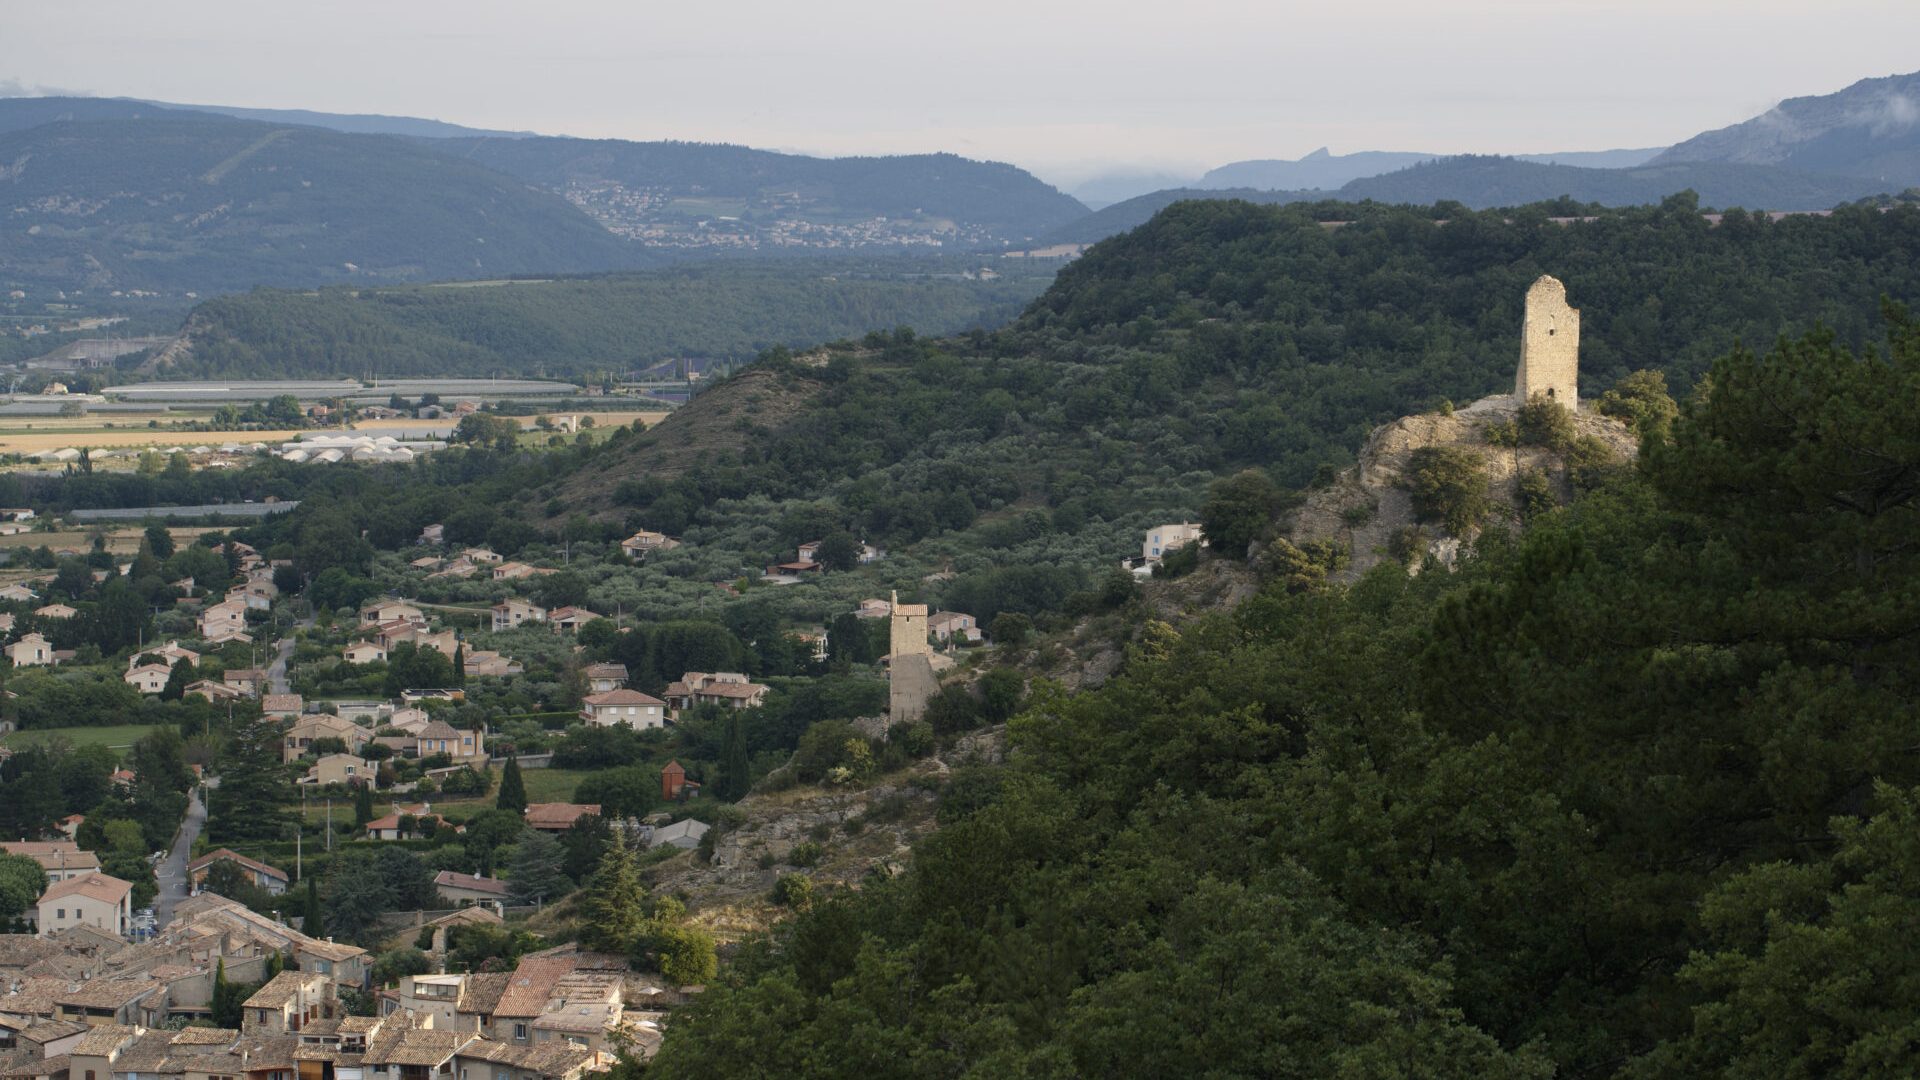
left=5, top=0, right=1919, bottom=189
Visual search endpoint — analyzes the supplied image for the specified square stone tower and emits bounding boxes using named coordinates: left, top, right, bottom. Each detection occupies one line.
left=1514, top=274, right=1579, bottom=405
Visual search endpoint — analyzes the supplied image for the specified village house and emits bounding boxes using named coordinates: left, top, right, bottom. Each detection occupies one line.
left=262, top=694, right=304, bottom=720
left=361, top=600, right=426, bottom=627
left=187, top=850, right=289, bottom=896
left=409, top=555, right=444, bottom=571
left=434, top=872, right=510, bottom=908
left=463, top=651, right=523, bottom=678
left=130, top=641, right=200, bottom=671
left=582, top=663, right=628, bottom=694
left=6, top=633, right=55, bottom=668
left=547, top=607, right=599, bottom=633
left=242, top=969, right=335, bottom=1035
left=223, top=668, right=268, bottom=695
left=0, top=584, right=36, bottom=603
left=0, top=840, right=101, bottom=884
left=365, top=806, right=453, bottom=841
left=343, top=641, right=387, bottom=664
left=123, top=664, right=173, bottom=695
left=418, top=524, right=445, bottom=545
left=578, top=690, right=666, bottom=730
left=37, top=873, right=132, bottom=937
left=302, top=753, right=374, bottom=787
left=522, top=804, right=599, bottom=834
left=462, top=547, right=503, bottom=565
left=927, top=610, right=981, bottom=644
left=491, top=562, right=540, bottom=582
left=186, top=679, right=246, bottom=703
left=1144, top=522, right=1204, bottom=561
left=647, top=819, right=709, bottom=851
left=281, top=714, right=370, bottom=762
left=430, top=558, right=480, bottom=580
left=417, top=721, right=486, bottom=764
left=31, top=604, right=75, bottom=621
left=619, top=531, right=679, bottom=560
left=491, top=598, right=546, bottom=632
left=198, top=600, right=250, bottom=643
left=226, top=584, right=273, bottom=612
left=662, top=672, right=770, bottom=715
left=853, top=597, right=892, bottom=619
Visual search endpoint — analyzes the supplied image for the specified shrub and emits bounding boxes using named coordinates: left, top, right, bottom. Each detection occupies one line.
left=789, top=842, right=823, bottom=868
left=1404, top=446, right=1491, bottom=534
left=1517, top=394, right=1576, bottom=448
left=771, top=874, right=814, bottom=909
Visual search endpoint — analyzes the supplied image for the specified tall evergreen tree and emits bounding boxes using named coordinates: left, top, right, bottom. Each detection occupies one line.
left=578, top=844, right=646, bottom=953
left=496, top=756, right=527, bottom=812
left=353, top=783, right=375, bottom=828
left=452, top=644, right=467, bottom=687
left=302, top=876, right=323, bottom=935
left=161, top=657, right=195, bottom=701
left=717, top=713, right=751, bottom=801
left=507, top=829, right=572, bottom=905
left=207, top=715, right=295, bottom=843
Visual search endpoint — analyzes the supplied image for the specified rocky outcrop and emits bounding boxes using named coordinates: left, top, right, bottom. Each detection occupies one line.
left=1284, top=394, right=1638, bottom=580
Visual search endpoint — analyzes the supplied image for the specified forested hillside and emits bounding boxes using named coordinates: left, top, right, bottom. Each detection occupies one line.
left=648, top=316, right=1920, bottom=1076
left=177, top=260, right=1056, bottom=379
left=0, top=103, right=645, bottom=294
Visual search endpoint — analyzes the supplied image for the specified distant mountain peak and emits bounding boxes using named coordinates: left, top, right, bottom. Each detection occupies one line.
left=1654, top=70, right=1920, bottom=179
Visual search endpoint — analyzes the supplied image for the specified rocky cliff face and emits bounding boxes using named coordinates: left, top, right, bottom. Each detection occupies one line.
left=1285, top=394, right=1639, bottom=581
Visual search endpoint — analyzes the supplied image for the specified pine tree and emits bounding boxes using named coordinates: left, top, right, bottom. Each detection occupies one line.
left=497, top=756, right=528, bottom=812
left=578, top=844, right=646, bottom=953
left=507, top=829, right=572, bottom=905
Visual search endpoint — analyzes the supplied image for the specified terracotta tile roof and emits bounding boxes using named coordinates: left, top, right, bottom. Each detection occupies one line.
left=455, top=972, right=512, bottom=1016
left=363, top=1029, right=474, bottom=1067
left=15, top=1020, right=87, bottom=1044
left=297, top=939, right=366, bottom=963
left=237, top=1033, right=301, bottom=1071
left=417, top=720, right=463, bottom=740
left=188, top=848, right=289, bottom=883
left=582, top=689, right=663, bottom=706
left=433, top=871, right=508, bottom=897
left=242, top=970, right=321, bottom=1010
left=582, top=663, right=627, bottom=679
left=0, top=936, right=66, bottom=970
left=521, top=804, right=599, bottom=830
left=55, top=976, right=157, bottom=1010
left=71, top=1024, right=142, bottom=1056
left=0, top=1053, right=67, bottom=1079
left=169, top=1027, right=241, bottom=1046
left=0, top=977, right=70, bottom=1017
left=491, top=956, right=580, bottom=1019
left=262, top=694, right=303, bottom=714
left=38, top=873, right=132, bottom=905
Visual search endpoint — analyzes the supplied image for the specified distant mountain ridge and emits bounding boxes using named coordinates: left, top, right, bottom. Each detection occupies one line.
left=1195, top=146, right=1664, bottom=191
left=1654, top=70, right=1920, bottom=184
left=0, top=100, right=645, bottom=294
left=137, top=100, right=538, bottom=140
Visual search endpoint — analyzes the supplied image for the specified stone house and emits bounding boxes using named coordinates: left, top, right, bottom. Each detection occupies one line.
left=1, top=840, right=101, bottom=884
left=301, top=753, right=373, bottom=788
left=546, top=607, right=598, bottom=633
left=521, top=804, right=599, bottom=834
left=1143, top=522, right=1203, bottom=561
left=662, top=672, right=769, bottom=715
left=463, top=651, right=522, bottom=678
left=37, top=873, right=132, bottom=937
left=124, top=664, right=173, bottom=695
left=7, top=633, right=55, bottom=667
left=242, top=970, right=335, bottom=1035
left=186, top=679, right=246, bottom=703
left=343, top=641, right=387, bottom=664
left=618, top=531, right=678, bottom=560
left=417, top=721, right=485, bottom=764
left=927, top=610, right=980, bottom=644
left=582, top=663, right=627, bottom=693
left=433, top=872, right=510, bottom=908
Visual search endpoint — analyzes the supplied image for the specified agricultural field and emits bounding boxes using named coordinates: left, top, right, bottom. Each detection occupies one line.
left=0, top=723, right=165, bottom=758
left=0, top=410, right=664, bottom=458
left=0, top=526, right=221, bottom=552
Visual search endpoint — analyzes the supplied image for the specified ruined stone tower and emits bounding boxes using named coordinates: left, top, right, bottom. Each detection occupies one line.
left=1514, top=275, right=1579, bottom=406
left=886, top=590, right=935, bottom=726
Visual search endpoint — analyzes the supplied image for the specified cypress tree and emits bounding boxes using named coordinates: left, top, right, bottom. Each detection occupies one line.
left=303, top=876, right=323, bottom=935
left=718, top=713, right=751, bottom=801
left=452, top=644, right=467, bottom=687
left=161, top=657, right=195, bottom=701
left=353, top=783, right=374, bottom=828
left=497, top=756, right=528, bottom=812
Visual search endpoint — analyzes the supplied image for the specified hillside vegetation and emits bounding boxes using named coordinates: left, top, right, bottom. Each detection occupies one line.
left=0, top=104, right=647, bottom=295
left=650, top=315, right=1920, bottom=1077
left=177, top=260, right=1055, bottom=379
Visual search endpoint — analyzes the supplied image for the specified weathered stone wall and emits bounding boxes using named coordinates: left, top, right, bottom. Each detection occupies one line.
left=888, top=653, right=938, bottom=726
left=1515, top=275, right=1580, bottom=405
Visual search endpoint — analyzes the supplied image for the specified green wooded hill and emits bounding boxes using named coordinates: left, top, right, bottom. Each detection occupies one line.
left=177, top=260, right=1057, bottom=379
left=612, top=208, right=1920, bottom=1078
left=0, top=101, right=647, bottom=294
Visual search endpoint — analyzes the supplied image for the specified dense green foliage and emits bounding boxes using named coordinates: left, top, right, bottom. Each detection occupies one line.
left=649, top=319, right=1920, bottom=1075
left=179, top=261, right=1054, bottom=379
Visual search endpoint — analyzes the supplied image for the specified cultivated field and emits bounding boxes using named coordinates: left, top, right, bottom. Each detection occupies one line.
left=0, top=526, right=222, bottom=552
left=0, top=411, right=665, bottom=455
left=0, top=724, right=164, bottom=758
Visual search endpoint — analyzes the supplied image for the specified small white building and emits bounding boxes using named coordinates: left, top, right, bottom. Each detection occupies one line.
left=37, top=872, right=132, bottom=937
left=579, top=689, right=667, bottom=730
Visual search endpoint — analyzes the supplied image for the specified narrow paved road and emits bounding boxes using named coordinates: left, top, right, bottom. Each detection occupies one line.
left=153, top=785, right=206, bottom=930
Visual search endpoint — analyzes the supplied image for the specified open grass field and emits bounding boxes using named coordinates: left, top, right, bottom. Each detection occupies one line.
left=1, top=723, right=163, bottom=758
left=0, top=526, right=222, bottom=552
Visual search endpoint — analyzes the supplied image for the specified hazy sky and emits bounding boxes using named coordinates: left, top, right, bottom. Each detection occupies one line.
left=5, top=0, right=1918, bottom=186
